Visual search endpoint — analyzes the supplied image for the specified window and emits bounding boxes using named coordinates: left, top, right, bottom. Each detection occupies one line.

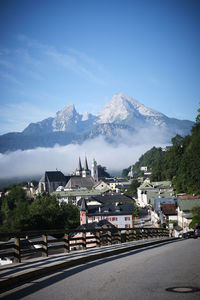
left=125, top=224, right=130, bottom=228
left=125, top=217, right=130, bottom=221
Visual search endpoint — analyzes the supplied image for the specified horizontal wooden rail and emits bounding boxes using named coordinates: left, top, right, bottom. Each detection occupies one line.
left=0, top=227, right=169, bottom=264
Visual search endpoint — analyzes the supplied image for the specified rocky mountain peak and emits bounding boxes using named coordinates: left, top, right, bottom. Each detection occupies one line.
left=55, top=104, right=77, bottom=120
left=52, top=104, right=80, bottom=132
left=1, top=93, right=194, bottom=153
left=97, top=93, right=164, bottom=124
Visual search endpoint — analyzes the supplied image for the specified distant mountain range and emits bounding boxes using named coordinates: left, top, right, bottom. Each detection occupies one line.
left=0, top=93, right=194, bottom=153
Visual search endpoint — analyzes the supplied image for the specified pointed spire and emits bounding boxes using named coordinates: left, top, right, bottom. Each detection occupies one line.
left=80, top=198, right=87, bottom=211
left=84, top=156, right=89, bottom=171
left=77, top=157, right=82, bottom=171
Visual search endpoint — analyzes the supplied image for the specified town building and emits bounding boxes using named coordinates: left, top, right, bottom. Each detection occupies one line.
left=38, top=171, right=69, bottom=193
left=79, top=194, right=135, bottom=228
left=38, top=157, right=99, bottom=194
left=103, top=178, right=132, bottom=191
left=52, top=188, right=104, bottom=205
left=137, top=179, right=174, bottom=208
left=177, top=198, right=200, bottom=232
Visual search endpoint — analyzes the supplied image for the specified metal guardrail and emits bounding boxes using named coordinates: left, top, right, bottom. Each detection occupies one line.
left=0, top=227, right=169, bottom=263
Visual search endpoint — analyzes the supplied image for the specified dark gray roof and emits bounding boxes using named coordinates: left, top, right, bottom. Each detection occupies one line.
left=80, top=198, right=88, bottom=211
left=87, top=203, right=134, bottom=216
left=76, top=220, right=116, bottom=231
left=65, top=176, right=71, bottom=183
left=65, top=176, right=95, bottom=189
left=88, top=194, right=134, bottom=205
left=40, top=171, right=66, bottom=183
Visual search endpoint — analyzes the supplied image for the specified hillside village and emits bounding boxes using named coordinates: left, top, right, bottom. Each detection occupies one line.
left=1, top=155, right=199, bottom=238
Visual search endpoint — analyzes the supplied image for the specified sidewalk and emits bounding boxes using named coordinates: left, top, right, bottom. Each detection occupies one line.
left=0, top=237, right=176, bottom=290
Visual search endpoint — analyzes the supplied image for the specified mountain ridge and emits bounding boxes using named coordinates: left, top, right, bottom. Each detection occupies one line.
left=0, top=93, right=194, bottom=153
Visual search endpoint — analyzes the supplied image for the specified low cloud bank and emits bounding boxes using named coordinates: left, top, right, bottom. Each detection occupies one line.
left=0, top=127, right=169, bottom=179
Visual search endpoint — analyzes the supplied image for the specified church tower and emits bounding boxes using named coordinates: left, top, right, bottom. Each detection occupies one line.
left=75, top=157, right=83, bottom=176
left=128, top=165, right=134, bottom=178
left=80, top=198, right=88, bottom=225
left=82, top=157, right=91, bottom=177
left=91, top=158, right=98, bottom=182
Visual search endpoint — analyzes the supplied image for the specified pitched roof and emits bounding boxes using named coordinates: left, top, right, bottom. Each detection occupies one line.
left=40, top=171, right=66, bottom=183
left=80, top=198, right=88, bottom=211
left=139, top=181, right=173, bottom=191
left=177, top=199, right=200, bottom=211
left=76, top=220, right=116, bottom=231
left=65, top=176, right=95, bottom=189
left=154, top=198, right=177, bottom=211
left=89, top=194, right=134, bottom=205
left=87, top=203, right=134, bottom=216
left=161, top=204, right=177, bottom=216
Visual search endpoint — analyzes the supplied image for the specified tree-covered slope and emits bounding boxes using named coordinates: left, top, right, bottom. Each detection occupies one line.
left=122, top=110, right=200, bottom=194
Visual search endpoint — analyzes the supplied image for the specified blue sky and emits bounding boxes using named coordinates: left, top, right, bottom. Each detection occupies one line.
left=0, top=0, right=199, bottom=135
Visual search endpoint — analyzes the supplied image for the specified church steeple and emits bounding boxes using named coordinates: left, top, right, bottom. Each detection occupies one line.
left=84, top=156, right=89, bottom=171
left=82, top=156, right=91, bottom=177
left=76, top=157, right=83, bottom=176
left=78, top=157, right=82, bottom=171
left=91, top=158, right=98, bottom=182
left=80, top=198, right=88, bottom=225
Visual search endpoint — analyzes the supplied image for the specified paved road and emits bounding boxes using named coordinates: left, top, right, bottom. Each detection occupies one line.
left=1, top=239, right=200, bottom=300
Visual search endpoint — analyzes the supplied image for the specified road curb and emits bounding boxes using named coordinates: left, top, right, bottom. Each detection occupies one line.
left=0, top=238, right=176, bottom=290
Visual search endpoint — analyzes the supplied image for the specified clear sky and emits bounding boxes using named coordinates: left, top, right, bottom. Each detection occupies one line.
left=0, top=0, right=199, bottom=135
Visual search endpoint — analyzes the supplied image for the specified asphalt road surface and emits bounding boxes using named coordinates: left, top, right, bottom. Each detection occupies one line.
left=1, top=239, right=200, bottom=300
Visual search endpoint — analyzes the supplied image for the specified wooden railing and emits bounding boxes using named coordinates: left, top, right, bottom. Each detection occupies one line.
left=0, top=228, right=169, bottom=264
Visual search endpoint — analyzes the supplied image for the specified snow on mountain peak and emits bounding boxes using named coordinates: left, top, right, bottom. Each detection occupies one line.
left=97, top=93, right=163, bottom=124
left=52, top=103, right=79, bottom=131
left=56, top=104, right=76, bottom=119
left=82, top=112, right=89, bottom=121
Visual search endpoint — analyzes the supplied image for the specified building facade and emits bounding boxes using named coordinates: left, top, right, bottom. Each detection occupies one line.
left=79, top=195, right=135, bottom=228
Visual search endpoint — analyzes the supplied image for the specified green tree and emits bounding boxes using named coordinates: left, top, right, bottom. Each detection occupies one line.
left=0, top=185, right=31, bottom=232
left=59, top=202, right=80, bottom=229
left=0, top=185, right=80, bottom=232
left=127, top=180, right=140, bottom=195
left=29, top=194, right=80, bottom=230
left=189, top=206, right=200, bottom=229
left=121, top=167, right=130, bottom=178
left=97, top=165, right=110, bottom=178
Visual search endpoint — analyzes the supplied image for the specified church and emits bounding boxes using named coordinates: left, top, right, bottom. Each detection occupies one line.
left=38, top=157, right=99, bottom=193
left=64, top=157, right=99, bottom=190
left=75, top=157, right=98, bottom=183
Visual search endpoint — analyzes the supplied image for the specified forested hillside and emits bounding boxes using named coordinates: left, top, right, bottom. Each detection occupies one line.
left=0, top=185, right=80, bottom=233
left=122, top=110, right=200, bottom=194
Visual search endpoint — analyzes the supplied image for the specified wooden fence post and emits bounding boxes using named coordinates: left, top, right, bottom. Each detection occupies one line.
left=117, top=230, right=122, bottom=244
left=42, top=234, right=48, bottom=257
left=64, top=233, right=70, bottom=253
left=82, top=232, right=86, bottom=250
left=95, top=231, right=101, bottom=248
left=126, top=230, right=130, bottom=242
left=107, top=230, right=112, bottom=245
left=14, top=237, right=21, bottom=263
